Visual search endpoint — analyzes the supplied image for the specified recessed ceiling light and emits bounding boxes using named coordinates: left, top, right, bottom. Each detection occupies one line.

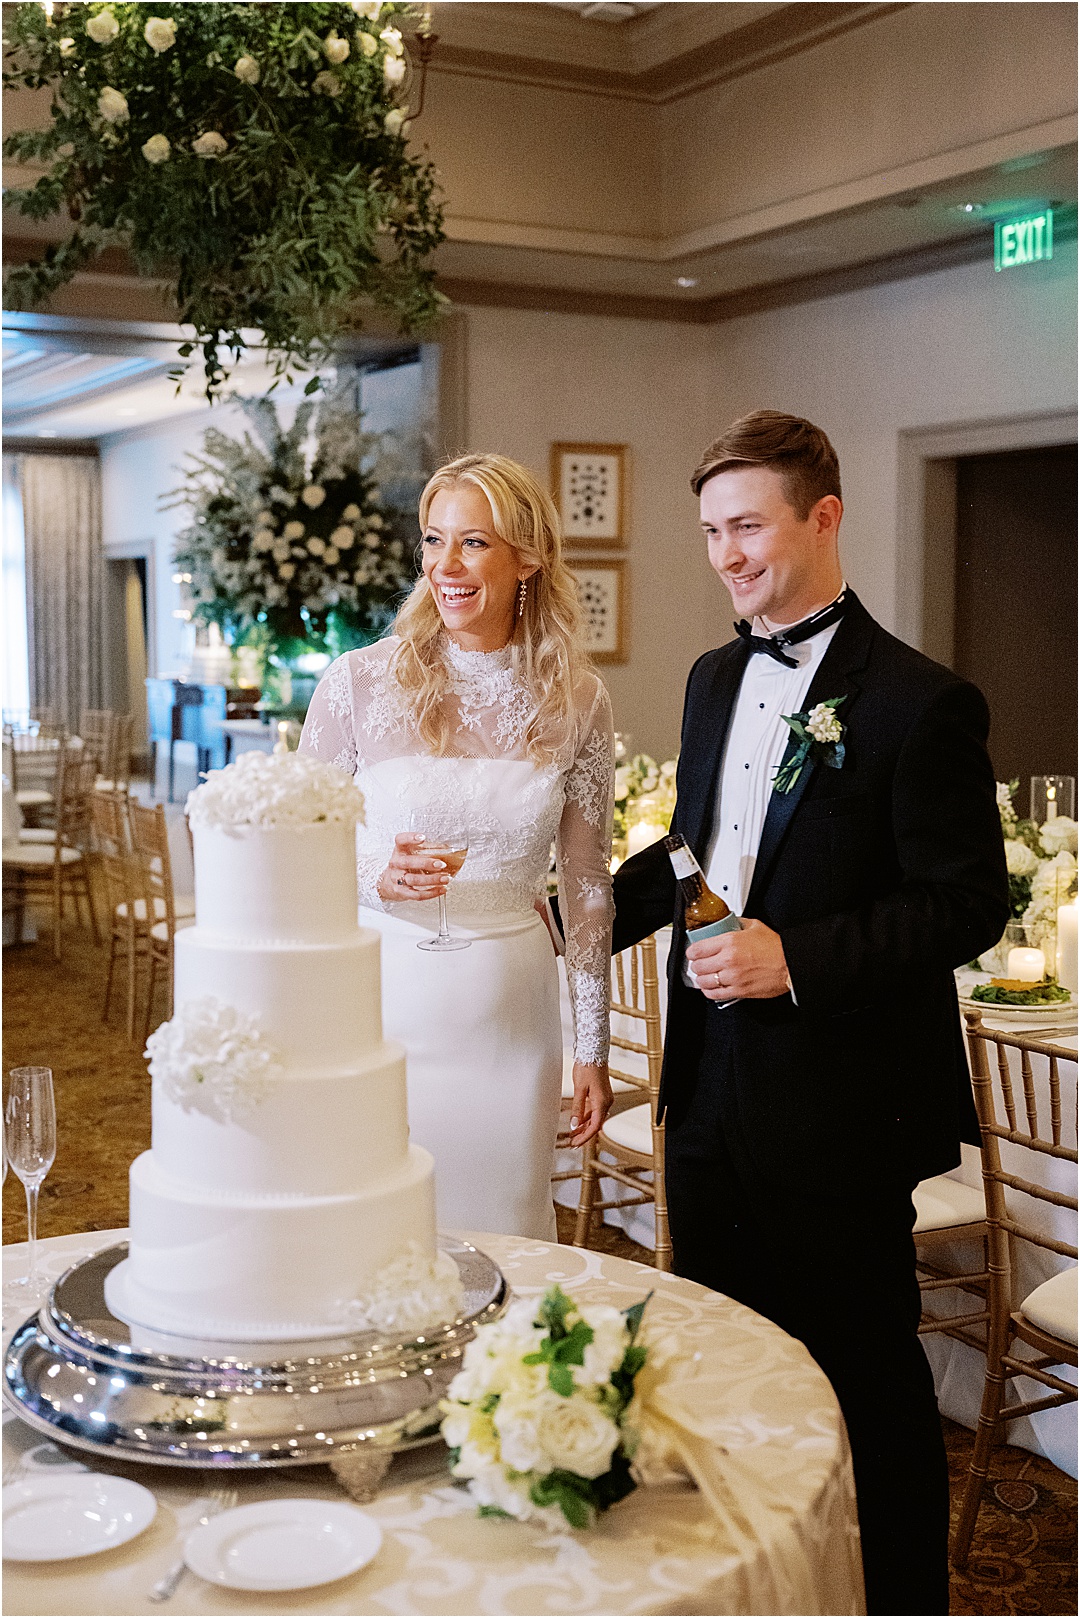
left=957, top=203, right=985, bottom=215
left=674, top=276, right=698, bottom=288
left=37, top=430, right=57, bottom=438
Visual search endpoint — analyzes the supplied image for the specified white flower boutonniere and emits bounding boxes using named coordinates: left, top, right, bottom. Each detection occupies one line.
left=774, top=695, right=847, bottom=794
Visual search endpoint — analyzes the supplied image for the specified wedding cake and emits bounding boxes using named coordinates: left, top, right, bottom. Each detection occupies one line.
left=105, top=750, right=463, bottom=1343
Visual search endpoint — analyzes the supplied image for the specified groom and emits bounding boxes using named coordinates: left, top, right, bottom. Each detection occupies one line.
left=603, top=413, right=1007, bottom=1614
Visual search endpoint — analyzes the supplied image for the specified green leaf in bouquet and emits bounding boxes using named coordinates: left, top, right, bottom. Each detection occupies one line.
left=591, top=1448, right=638, bottom=1511
left=530, top=1470, right=596, bottom=1530
left=548, top=1364, right=575, bottom=1398
left=477, top=1504, right=513, bottom=1519
left=622, top=1293, right=653, bottom=1342
left=536, top=1285, right=574, bottom=1339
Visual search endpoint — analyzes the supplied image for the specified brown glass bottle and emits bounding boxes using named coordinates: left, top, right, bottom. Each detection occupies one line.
left=664, top=833, right=732, bottom=928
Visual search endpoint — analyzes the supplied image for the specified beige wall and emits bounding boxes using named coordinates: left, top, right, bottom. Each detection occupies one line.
left=457, top=238, right=1077, bottom=759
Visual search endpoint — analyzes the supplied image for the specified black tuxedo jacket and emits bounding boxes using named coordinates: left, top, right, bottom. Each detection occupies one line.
left=607, top=591, right=1009, bottom=1192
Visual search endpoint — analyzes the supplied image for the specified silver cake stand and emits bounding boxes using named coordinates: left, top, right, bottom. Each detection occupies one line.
left=3, top=1236, right=507, bottom=1501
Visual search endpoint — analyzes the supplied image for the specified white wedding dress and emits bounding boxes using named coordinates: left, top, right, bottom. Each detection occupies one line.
left=299, top=636, right=614, bottom=1239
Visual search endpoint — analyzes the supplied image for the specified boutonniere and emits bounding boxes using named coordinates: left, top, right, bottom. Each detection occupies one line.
left=773, top=696, right=847, bottom=794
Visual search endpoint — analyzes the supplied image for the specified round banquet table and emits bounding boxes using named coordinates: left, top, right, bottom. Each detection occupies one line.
left=2, top=1229, right=865, bottom=1617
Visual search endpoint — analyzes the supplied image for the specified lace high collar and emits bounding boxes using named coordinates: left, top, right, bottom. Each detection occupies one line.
left=441, top=637, right=515, bottom=681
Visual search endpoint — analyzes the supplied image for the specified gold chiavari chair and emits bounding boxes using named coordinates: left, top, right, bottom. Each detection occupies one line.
left=573, top=934, right=671, bottom=1271
left=79, top=708, right=114, bottom=775
left=8, top=726, right=68, bottom=825
left=95, top=713, right=134, bottom=797
left=2, top=745, right=100, bottom=958
left=90, top=791, right=143, bottom=1040
left=128, top=799, right=194, bottom=1040
left=951, top=1012, right=1078, bottom=1567
left=912, top=1173, right=991, bottom=1351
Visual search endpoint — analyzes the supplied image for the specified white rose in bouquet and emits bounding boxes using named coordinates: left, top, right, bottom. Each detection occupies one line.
left=324, top=33, right=350, bottom=63
left=324, top=546, right=341, bottom=565
left=234, top=55, right=260, bottom=84
left=272, top=542, right=290, bottom=563
left=98, top=87, right=129, bottom=123
left=330, top=525, right=355, bottom=549
left=141, top=133, right=171, bottom=164
left=383, top=54, right=406, bottom=86
left=1040, top=816, right=1078, bottom=857
left=59, top=38, right=76, bottom=57
left=1005, top=839, right=1039, bottom=877
left=301, top=484, right=327, bottom=509
left=86, top=9, right=120, bottom=44
left=143, top=16, right=176, bottom=53
left=278, top=562, right=296, bottom=580
left=381, top=26, right=404, bottom=55
left=252, top=529, right=275, bottom=551
left=358, top=31, right=379, bottom=57
left=537, top=1391, right=622, bottom=1479
left=283, top=520, right=305, bottom=540
left=996, top=781, right=1019, bottom=835
left=807, top=702, right=843, bottom=745
left=352, top=0, right=383, bottom=16
left=342, top=503, right=361, bottom=520
left=306, top=537, right=327, bottom=556
left=192, top=131, right=228, bottom=157
left=385, top=108, right=406, bottom=136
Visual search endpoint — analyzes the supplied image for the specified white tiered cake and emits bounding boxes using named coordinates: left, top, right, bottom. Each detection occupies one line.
left=105, top=751, right=463, bottom=1343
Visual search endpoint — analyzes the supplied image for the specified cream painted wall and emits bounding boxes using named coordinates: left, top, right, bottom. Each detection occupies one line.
left=457, top=239, right=1077, bottom=757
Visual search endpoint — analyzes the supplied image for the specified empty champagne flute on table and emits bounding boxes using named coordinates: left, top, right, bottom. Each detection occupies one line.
left=6, top=1066, right=56, bottom=1301
left=414, top=825, right=470, bottom=953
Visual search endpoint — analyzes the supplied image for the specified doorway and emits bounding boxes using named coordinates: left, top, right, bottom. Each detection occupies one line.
left=953, top=444, right=1077, bottom=790
left=104, top=556, right=150, bottom=763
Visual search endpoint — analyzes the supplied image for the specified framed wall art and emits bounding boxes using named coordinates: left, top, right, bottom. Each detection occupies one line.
left=567, top=558, right=628, bottom=664
left=551, top=442, right=626, bottom=547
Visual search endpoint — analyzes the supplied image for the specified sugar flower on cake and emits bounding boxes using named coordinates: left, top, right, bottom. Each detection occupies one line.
left=145, top=997, right=282, bottom=1122
left=333, top=1242, right=465, bottom=1337
left=186, top=749, right=364, bottom=831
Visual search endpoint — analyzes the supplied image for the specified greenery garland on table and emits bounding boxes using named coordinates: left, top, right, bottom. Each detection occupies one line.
left=2, top=2, right=444, bottom=395
left=168, top=387, right=415, bottom=671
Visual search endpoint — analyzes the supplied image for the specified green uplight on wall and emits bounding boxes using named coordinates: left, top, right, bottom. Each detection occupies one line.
left=994, top=209, right=1054, bottom=271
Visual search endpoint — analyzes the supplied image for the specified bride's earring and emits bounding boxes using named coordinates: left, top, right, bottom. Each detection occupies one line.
left=517, top=579, right=527, bottom=618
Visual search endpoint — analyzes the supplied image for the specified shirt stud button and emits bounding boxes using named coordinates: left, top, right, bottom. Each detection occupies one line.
left=759, top=702, right=765, bottom=709
left=722, top=885, right=729, bottom=892
left=744, top=762, right=749, bottom=769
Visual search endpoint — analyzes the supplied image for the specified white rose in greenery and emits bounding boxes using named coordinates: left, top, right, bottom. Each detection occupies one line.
left=86, top=9, right=120, bottom=44
left=384, top=108, right=406, bottom=136
left=323, top=545, right=341, bottom=566
left=59, top=38, right=76, bottom=56
left=306, top=537, right=327, bottom=556
left=271, top=542, right=290, bottom=563
left=493, top=1394, right=546, bottom=1474
left=380, top=26, right=404, bottom=56
left=252, top=528, right=275, bottom=551
left=383, top=53, right=406, bottom=86
left=324, top=32, right=350, bottom=64
left=1004, top=839, right=1039, bottom=877
left=575, top=1305, right=630, bottom=1385
left=192, top=130, right=228, bottom=157
left=278, top=562, right=296, bottom=581
left=143, top=16, right=176, bottom=52
left=536, top=1392, right=621, bottom=1479
left=233, top=54, right=260, bottom=84
left=312, top=70, right=343, bottom=96
left=141, top=133, right=171, bottom=164
left=342, top=503, right=361, bottom=521
left=301, top=484, right=326, bottom=509
left=283, top=520, right=305, bottom=540
left=330, top=525, right=354, bottom=549
left=363, top=532, right=381, bottom=550
left=806, top=702, right=843, bottom=745
left=358, top=31, right=379, bottom=58
left=98, top=86, right=129, bottom=123
left=1040, top=817, right=1078, bottom=858
left=368, top=512, right=384, bottom=528
left=351, top=0, right=382, bottom=16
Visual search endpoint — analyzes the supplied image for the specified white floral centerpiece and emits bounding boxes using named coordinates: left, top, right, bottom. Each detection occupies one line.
left=614, top=753, right=677, bottom=852
left=982, top=780, right=1078, bottom=969
left=441, top=1285, right=652, bottom=1528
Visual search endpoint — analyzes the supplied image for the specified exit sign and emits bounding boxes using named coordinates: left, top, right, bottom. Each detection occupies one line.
left=994, top=210, right=1054, bottom=270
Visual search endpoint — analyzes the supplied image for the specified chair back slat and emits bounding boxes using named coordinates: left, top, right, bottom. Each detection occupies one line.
left=995, top=1042, right=1018, bottom=1132
left=1050, top=1056, right=1062, bottom=1146
left=1020, top=1048, right=1040, bottom=1139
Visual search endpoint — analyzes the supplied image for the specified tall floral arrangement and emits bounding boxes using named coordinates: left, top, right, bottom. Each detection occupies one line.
left=614, top=753, right=677, bottom=847
left=168, top=387, right=414, bottom=664
left=3, top=2, right=443, bottom=395
left=992, top=780, right=1077, bottom=961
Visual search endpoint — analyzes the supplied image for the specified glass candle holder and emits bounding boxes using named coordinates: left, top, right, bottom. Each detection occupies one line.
left=1030, top=775, right=1076, bottom=826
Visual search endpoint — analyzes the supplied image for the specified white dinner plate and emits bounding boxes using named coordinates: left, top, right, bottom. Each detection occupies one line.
left=957, top=991, right=1077, bottom=1019
left=3, top=1474, right=157, bottom=1561
left=184, top=1498, right=382, bottom=1592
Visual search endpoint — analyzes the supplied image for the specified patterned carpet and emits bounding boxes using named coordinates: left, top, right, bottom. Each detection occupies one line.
left=4, top=901, right=1076, bottom=1616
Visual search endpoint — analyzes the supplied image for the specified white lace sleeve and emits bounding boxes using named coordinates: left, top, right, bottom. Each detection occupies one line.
left=298, top=655, right=386, bottom=910
left=557, top=678, right=615, bottom=1066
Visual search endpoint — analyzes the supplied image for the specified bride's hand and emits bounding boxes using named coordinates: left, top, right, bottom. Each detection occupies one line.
left=377, top=833, right=451, bottom=904
left=565, top=1062, right=612, bottom=1147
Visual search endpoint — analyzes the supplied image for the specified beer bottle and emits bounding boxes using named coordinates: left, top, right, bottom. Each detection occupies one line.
left=664, top=833, right=740, bottom=939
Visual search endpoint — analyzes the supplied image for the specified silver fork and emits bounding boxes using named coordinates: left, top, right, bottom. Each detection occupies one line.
left=148, top=1487, right=238, bottom=1603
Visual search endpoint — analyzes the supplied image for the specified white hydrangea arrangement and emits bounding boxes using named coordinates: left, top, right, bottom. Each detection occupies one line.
left=986, top=780, right=1078, bottom=965
left=144, top=996, right=282, bottom=1123
left=613, top=751, right=678, bottom=847
left=441, top=1285, right=652, bottom=1529
left=333, top=1242, right=465, bottom=1337
left=186, top=750, right=364, bottom=831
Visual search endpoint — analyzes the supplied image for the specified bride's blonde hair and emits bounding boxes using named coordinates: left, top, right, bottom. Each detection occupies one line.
left=390, top=453, right=589, bottom=763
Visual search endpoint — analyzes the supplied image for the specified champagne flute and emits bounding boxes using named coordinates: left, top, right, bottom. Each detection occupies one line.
left=6, top=1067, right=57, bottom=1300
left=414, top=826, right=471, bottom=953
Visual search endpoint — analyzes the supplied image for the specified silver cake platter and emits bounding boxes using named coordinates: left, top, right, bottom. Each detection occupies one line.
left=4, top=1237, right=507, bottom=1499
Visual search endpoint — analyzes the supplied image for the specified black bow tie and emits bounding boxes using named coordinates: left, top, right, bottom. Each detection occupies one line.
left=734, top=592, right=847, bottom=667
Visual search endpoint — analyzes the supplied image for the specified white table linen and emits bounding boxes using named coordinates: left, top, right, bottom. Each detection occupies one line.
left=2, top=1227, right=864, bottom=1616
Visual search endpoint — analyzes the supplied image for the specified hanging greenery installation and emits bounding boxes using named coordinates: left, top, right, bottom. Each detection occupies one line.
left=3, top=2, right=444, bottom=394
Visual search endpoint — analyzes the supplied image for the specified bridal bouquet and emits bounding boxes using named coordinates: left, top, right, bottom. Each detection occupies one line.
left=441, top=1285, right=651, bottom=1528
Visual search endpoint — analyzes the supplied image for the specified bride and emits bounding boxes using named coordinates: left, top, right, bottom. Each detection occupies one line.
left=300, top=453, right=614, bottom=1239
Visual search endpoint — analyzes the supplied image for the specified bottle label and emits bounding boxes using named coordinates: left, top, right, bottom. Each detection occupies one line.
left=668, top=845, right=700, bottom=881
left=687, top=914, right=742, bottom=942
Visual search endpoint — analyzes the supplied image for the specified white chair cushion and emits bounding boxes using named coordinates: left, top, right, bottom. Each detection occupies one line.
left=602, top=1103, right=654, bottom=1155
left=17, top=828, right=56, bottom=844
left=116, top=898, right=166, bottom=922
left=3, top=843, right=82, bottom=867
left=912, top=1175, right=986, bottom=1234
left=1019, top=1266, right=1078, bottom=1347
left=14, top=789, right=52, bottom=808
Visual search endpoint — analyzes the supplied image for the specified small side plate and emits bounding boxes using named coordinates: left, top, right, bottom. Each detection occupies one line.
left=3, top=1474, right=157, bottom=1561
left=184, top=1498, right=383, bottom=1591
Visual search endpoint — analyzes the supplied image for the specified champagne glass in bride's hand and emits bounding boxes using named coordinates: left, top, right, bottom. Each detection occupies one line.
left=6, top=1067, right=56, bottom=1300
left=414, top=825, right=470, bottom=953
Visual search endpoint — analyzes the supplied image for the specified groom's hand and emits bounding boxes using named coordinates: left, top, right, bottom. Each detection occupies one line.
left=686, top=918, right=791, bottom=1001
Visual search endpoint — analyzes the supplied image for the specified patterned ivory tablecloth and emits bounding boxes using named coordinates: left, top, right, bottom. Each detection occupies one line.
left=2, top=1229, right=864, bottom=1616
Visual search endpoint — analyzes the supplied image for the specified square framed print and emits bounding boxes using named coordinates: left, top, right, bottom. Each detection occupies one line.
left=568, top=558, right=627, bottom=663
left=551, top=442, right=626, bottom=546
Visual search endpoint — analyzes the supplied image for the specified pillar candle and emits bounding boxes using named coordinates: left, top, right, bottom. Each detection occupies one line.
left=1006, top=946, right=1046, bottom=983
left=1056, top=902, right=1078, bottom=994
left=625, top=820, right=666, bottom=859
